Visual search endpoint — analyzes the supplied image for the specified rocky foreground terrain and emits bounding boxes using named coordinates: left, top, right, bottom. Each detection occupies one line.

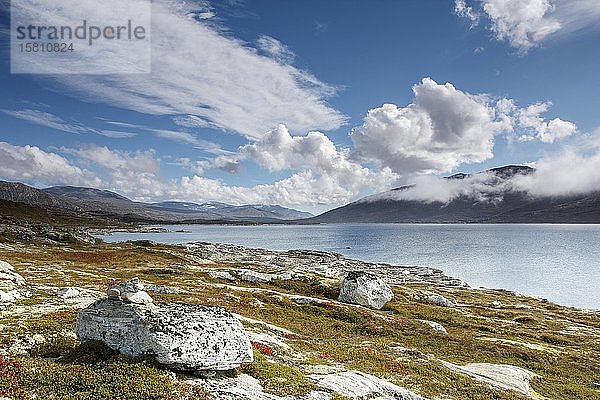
left=1, top=236, right=600, bottom=399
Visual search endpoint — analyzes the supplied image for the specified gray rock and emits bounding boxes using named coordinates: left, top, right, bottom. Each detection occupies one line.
left=441, top=362, right=535, bottom=397
left=58, top=287, right=81, bottom=299
left=76, top=299, right=253, bottom=371
left=144, top=284, right=188, bottom=294
left=417, top=291, right=456, bottom=307
left=0, top=260, right=25, bottom=286
left=338, top=271, right=393, bottom=310
left=121, top=290, right=153, bottom=304
left=310, top=370, right=427, bottom=399
left=237, top=270, right=294, bottom=283
left=417, top=319, right=448, bottom=334
left=107, top=277, right=153, bottom=304
left=0, top=290, right=16, bottom=303
left=208, top=270, right=237, bottom=282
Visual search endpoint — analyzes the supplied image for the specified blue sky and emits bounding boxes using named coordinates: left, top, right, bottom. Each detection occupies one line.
left=1, top=0, right=600, bottom=213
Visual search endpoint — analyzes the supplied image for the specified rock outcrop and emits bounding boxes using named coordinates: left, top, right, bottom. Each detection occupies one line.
left=441, top=362, right=535, bottom=397
left=0, top=260, right=25, bottom=286
left=77, top=279, right=253, bottom=371
left=0, top=260, right=26, bottom=303
left=415, top=290, right=456, bottom=307
left=310, top=370, right=427, bottom=399
left=338, top=271, right=393, bottom=309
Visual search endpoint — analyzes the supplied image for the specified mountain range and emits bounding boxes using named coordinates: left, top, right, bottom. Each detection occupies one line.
left=2, top=165, right=600, bottom=225
left=0, top=181, right=312, bottom=224
left=308, top=165, right=600, bottom=223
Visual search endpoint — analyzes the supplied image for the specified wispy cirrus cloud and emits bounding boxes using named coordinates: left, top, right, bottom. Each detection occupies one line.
left=1, top=109, right=94, bottom=135
left=23, top=0, right=346, bottom=139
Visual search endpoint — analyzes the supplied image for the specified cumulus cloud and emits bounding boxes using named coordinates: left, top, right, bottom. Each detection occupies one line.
left=516, top=102, right=577, bottom=143
left=352, top=78, right=500, bottom=174
left=456, top=0, right=600, bottom=53
left=230, top=124, right=397, bottom=192
left=0, top=142, right=98, bottom=186
left=23, top=0, right=345, bottom=139
left=350, top=78, right=576, bottom=176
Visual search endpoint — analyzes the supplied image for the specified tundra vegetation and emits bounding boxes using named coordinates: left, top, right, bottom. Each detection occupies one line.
left=0, top=232, right=599, bottom=399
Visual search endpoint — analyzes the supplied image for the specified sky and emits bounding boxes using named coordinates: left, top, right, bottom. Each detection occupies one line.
left=1, top=0, right=600, bottom=214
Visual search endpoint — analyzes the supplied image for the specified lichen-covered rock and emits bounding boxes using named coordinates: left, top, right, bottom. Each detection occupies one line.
left=310, top=370, right=427, bottom=399
left=418, top=319, right=448, bottom=334
left=416, top=291, right=456, bottom=307
left=0, top=260, right=25, bottom=286
left=441, top=362, right=535, bottom=397
left=58, top=287, right=81, bottom=299
left=208, top=270, right=237, bottom=282
left=76, top=299, right=253, bottom=371
left=338, top=271, right=393, bottom=309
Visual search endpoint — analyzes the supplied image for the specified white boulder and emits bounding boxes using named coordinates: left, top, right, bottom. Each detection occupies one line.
left=338, top=271, right=393, bottom=310
left=76, top=299, right=253, bottom=371
left=0, top=260, right=25, bottom=286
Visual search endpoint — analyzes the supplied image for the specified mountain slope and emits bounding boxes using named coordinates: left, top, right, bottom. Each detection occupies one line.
left=0, top=182, right=311, bottom=223
left=310, top=166, right=600, bottom=223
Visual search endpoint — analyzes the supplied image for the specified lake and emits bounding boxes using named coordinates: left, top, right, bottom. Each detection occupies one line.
left=100, top=224, right=600, bottom=310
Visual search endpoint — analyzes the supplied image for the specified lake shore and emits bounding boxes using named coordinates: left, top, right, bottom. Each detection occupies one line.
left=1, top=233, right=600, bottom=399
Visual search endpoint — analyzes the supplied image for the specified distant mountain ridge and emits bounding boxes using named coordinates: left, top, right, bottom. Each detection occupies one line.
left=309, top=165, right=600, bottom=223
left=0, top=181, right=312, bottom=223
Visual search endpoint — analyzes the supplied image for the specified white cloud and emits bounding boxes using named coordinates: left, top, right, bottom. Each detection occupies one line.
left=150, top=129, right=225, bottom=154
left=368, top=172, right=515, bottom=204
left=98, top=130, right=138, bottom=138
left=350, top=78, right=576, bottom=176
left=483, top=0, right=561, bottom=53
left=516, top=102, right=576, bottom=143
left=1, top=109, right=94, bottom=135
left=0, top=142, right=98, bottom=186
left=30, top=0, right=345, bottom=139
left=65, top=145, right=160, bottom=174
left=232, top=124, right=397, bottom=193
left=455, top=0, right=480, bottom=26
left=256, top=35, right=295, bottom=64
left=457, top=0, right=600, bottom=53
left=512, top=150, right=600, bottom=196
left=351, top=78, right=505, bottom=175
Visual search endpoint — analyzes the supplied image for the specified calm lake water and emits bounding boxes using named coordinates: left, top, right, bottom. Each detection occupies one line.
left=101, top=224, right=600, bottom=310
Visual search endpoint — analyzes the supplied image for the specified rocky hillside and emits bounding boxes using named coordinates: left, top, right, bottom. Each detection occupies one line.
left=310, top=166, right=600, bottom=223
left=1, top=239, right=599, bottom=399
left=0, top=181, right=312, bottom=223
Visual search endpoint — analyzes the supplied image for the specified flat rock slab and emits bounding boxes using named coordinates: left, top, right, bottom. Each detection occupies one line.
left=77, top=299, right=253, bottom=371
left=310, top=370, right=427, bottom=400
left=441, top=361, right=535, bottom=397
